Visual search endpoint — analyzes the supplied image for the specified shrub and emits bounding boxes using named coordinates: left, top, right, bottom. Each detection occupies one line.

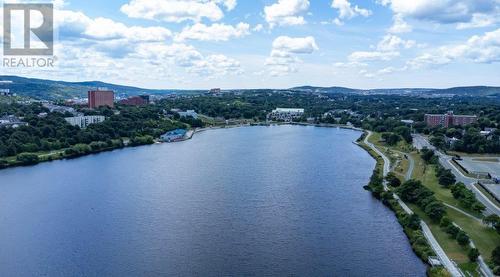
left=456, top=231, right=470, bottom=246
left=16, top=153, right=40, bottom=165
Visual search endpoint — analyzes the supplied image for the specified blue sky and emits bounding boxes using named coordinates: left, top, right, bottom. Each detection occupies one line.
left=1, top=0, right=499, bottom=89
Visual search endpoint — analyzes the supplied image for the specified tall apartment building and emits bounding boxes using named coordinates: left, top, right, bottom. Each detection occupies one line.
left=424, top=111, right=477, bottom=128
left=88, top=90, right=114, bottom=109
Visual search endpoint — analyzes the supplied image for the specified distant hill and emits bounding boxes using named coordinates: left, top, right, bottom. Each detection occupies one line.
left=291, top=85, right=500, bottom=97
left=1, top=75, right=499, bottom=100
left=0, top=75, right=202, bottom=100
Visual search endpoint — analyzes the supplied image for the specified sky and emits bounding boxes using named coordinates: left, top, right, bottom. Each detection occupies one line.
left=0, top=0, right=499, bottom=90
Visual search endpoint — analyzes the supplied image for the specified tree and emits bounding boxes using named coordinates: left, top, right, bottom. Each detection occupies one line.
left=16, top=153, right=39, bottom=165
left=468, top=248, right=479, bottom=262
left=420, top=147, right=435, bottom=164
left=394, top=126, right=412, bottom=143
left=456, top=231, right=470, bottom=246
left=493, top=246, right=500, bottom=266
left=382, top=132, right=401, bottom=146
left=483, top=214, right=500, bottom=234
left=385, top=172, right=402, bottom=187
left=438, top=170, right=456, bottom=188
left=424, top=200, right=446, bottom=222
left=405, top=214, right=421, bottom=230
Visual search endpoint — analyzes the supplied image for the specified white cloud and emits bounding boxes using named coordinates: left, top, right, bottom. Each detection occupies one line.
left=264, top=0, right=310, bottom=27
left=131, top=43, right=242, bottom=78
left=348, top=51, right=400, bottom=62
left=408, top=28, right=500, bottom=68
left=120, top=0, right=236, bottom=23
left=175, top=22, right=250, bottom=41
left=388, top=14, right=412, bottom=33
left=266, top=36, right=318, bottom=76
left=376, top=34, right=415, bottom=51
left=457, top=13, right=500, bottom=29
left=331, top=0, right=372, bottom=25
left=253, top=24, right=264, bottom=32
left=272, top=36, right=318, bottom=54
left=56, top=10, right=172, bottom=42
left=380, top=0, right=500, bottom=28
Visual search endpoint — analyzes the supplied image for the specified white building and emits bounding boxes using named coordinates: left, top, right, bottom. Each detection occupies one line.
left=178, top=110, right=198, bottom=119
left=65, top=116, right=105, bottom=129
left=268, top=108, right=305, bottom=122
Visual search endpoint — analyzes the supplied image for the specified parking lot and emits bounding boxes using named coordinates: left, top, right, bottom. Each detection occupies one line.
left=456, top=156, right=500, bottom=176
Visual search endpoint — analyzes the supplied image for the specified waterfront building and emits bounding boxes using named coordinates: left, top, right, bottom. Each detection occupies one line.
left=119, top=95, right=150, bottom=106
left=160, top=129, right=187, bottom=142
left=424, top=111, right=477, bottom=128
left=268, top=108, right=305, bottom=122
left=88, top=90, right=114, bottom=109
left=65, top=115, right=105, bottom=129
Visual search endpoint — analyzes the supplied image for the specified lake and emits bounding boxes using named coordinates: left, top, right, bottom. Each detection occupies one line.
left=0, top=125, right=426, bottom=276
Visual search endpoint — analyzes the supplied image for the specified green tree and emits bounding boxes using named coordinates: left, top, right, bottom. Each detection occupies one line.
left=468, top=248, right=479, bottom=262
left=456, top=231, right=470, bottom=246
left=385, top=172, right=402, bottom=187
left=16, top=153, right=39, bottom=165
left=438, top=169, right=456, bottom=188
left=493, top=246, right=500, bottom=266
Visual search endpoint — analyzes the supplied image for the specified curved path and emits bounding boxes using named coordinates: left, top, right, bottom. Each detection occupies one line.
left=364, top=131, right=463, bottom=277
left=413, top=134, right=499, bottom=215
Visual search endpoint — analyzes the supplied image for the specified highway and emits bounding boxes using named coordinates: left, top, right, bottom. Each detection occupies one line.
left=413, top=134, right=500, bottom=215
left=364, top=132, right=463, bottom=277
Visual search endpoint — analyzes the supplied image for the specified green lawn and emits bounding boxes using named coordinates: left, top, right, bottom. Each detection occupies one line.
left=410, top=149, right=500, bottom=263
left=408, top=203, right=470, bottom=263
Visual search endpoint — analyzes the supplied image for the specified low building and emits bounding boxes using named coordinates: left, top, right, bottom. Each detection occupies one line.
left=209, top=88, right=221, bottom=94
left=65, top=115, right=105, bottom=129
left=424, top=111, right=477, bottom=128
left=160, top=129, right=187, bottom=142
left=42, top=103, right=80, bottom=116
left=178, top=110, right=198, bottom=119
left=268, top=108, right=305, bottom=122
left=0, top=115, right=28, bottom=128
left=119, top=95, right=150, bottom=106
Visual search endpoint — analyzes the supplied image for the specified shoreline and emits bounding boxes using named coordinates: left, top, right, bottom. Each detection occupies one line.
left=0, top=123, right=363, bottom=171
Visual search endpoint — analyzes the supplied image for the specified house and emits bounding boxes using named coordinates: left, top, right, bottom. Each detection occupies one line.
left=0, top=115, right=28, bottom=128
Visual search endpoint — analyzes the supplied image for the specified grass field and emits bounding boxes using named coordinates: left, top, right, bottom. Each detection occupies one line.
left=367, top=132, right=500, bottom=268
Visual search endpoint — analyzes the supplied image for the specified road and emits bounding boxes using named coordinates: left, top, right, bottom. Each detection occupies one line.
left=413, top=134, right=500, bottom=215
left=364, top=131, right=463, bottom=277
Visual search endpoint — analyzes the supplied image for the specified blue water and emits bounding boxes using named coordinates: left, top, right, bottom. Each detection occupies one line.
left=0, top=126, right=426, bottom=276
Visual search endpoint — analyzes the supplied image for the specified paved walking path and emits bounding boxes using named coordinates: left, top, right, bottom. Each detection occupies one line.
left=364, top=131, right=463, bottom=277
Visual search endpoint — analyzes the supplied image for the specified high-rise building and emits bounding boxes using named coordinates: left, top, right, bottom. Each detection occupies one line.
left=424, top=111, right=477, bottom=128
left=88, top=90, right=114, bottom=109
